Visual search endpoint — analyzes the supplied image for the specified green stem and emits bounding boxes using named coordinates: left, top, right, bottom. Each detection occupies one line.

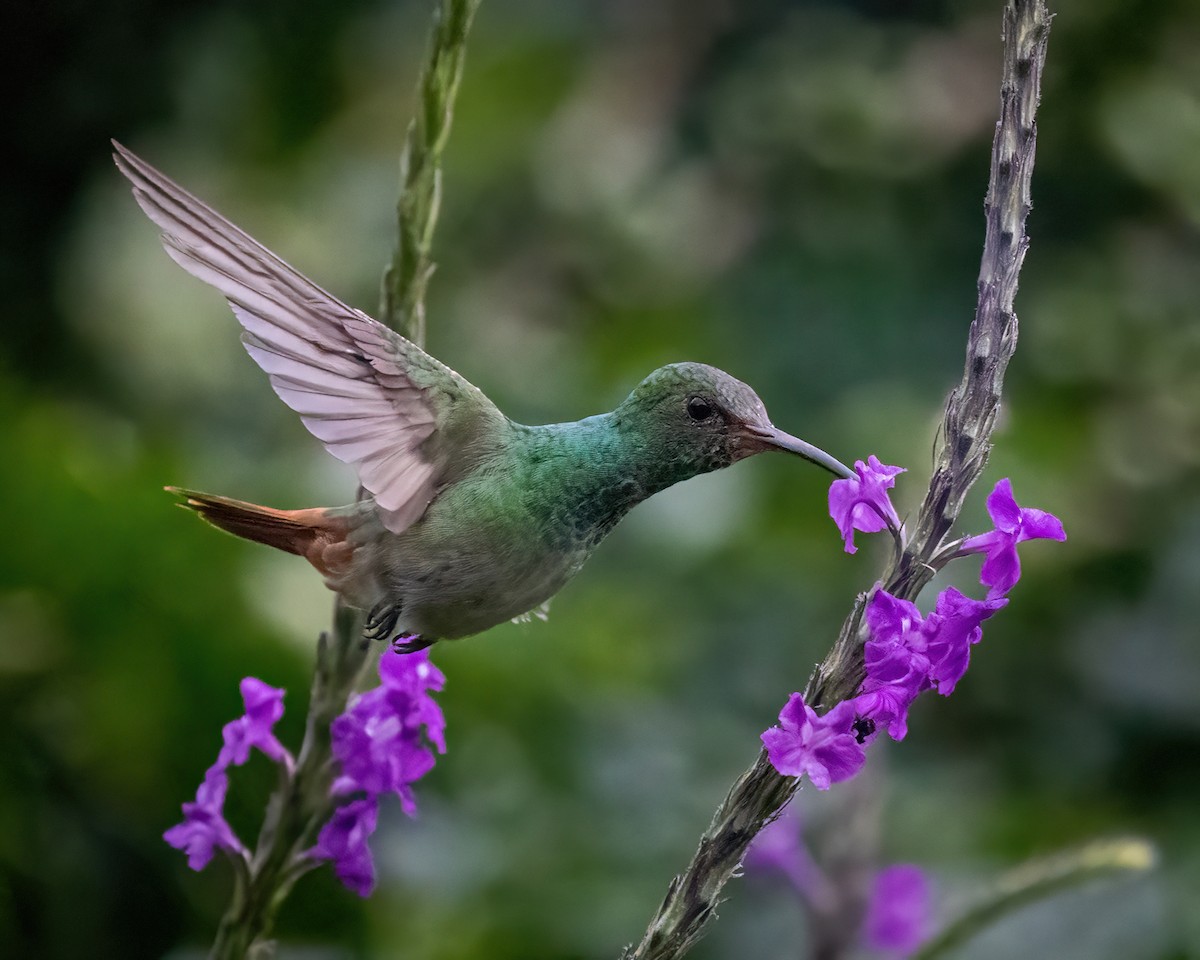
left=620, top=3, right=1053, bottom=959
left=913, top=838, right=1156, bottom=960
left=207, top=1, right=480, bottom=954
left=381, top=0, right=482, bottom=342
left=209, top=618, right=362, bottom=960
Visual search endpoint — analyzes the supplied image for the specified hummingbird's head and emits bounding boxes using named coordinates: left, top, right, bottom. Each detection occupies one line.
left=614, top=362, right=853, bottom=482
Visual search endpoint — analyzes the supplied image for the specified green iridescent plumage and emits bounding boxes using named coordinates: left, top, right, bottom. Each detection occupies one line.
left=116, top=142, right=852, bottom=650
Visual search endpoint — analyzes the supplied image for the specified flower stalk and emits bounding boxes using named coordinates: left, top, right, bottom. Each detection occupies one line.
left=208, top=630, right=362, bottom=959
left=382, top=0, right=482, bottom=341
left=203, top=2, right=480, bottom=955
left=620, top=3, right=1054, bottom=958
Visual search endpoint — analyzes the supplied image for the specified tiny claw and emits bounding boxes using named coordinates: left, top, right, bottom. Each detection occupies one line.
left=391, top=634, right=433, bottom=655
left=364, top=601, right=402, bottom=642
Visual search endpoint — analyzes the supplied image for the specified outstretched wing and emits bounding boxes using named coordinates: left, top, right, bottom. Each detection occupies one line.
left=113, top=141, right=504, bottom=534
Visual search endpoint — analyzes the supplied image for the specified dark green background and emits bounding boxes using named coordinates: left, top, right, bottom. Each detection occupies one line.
left=3, top=0, right=1198, bottom=957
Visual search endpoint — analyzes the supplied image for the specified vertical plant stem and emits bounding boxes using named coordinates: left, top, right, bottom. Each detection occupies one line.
left=886, top=0, right=1053, bottom=591
left=620, top=3, right=1053, bottom=959
left=382, top=0, right=482, bottom=341
left=207, top=2, right=481, bottom=956
left=809, top=0, right=1053, bottom=709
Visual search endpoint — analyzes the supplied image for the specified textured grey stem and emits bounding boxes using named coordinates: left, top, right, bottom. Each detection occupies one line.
left=811, top=0, right=1052, bottom=708
left=620, top=3, right=1052, bottom=959
left=207, top=3, right=480, bottom=956
left=913, top=838, right=1155, bottom=959
left=886, top=0, right=1053, bottom=593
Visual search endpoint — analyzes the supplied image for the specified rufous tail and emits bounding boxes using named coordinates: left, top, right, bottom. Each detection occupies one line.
left=166, top=487, right=353, bottom=578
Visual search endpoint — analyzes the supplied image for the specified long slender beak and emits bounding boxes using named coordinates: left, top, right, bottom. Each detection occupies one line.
left=752, top=426, right=855, bottom=479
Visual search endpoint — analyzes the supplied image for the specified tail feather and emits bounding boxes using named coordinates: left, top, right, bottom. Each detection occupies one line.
left=166, top=486, right=341, bottom=558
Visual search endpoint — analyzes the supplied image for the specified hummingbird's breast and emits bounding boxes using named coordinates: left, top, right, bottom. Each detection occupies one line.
left=363, top=418, right=646, bottom=640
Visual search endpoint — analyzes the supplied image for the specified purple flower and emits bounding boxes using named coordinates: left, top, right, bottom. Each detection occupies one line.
left=315, top=650, right=446, bottom=895
left=218, top=677, right=293, bottom=771
left=863, top=864, right=932, bottom=957
left=163, top=768, right=246, bottom=871
left=329, top=650, right=446, bottom=815
left=165, top=676, right=294, bottom=871
left=961, top=478, right=1066, bottom=597
left=829, top=456, right=906, bottom=554
left=857, top=590, right=931, bottom=739
left=923, top=588, right=1008, bottom=695
left=379, top=648, right=447, bottom=754
left=313, top=797, right=379, bottom=897
left=762, top=695, right=867, bottom=788
left=744, top=804, right=824, bottom=897
left=864, top=591, right=931, bottom=685
left=858, top=586, right=1009, bottom=735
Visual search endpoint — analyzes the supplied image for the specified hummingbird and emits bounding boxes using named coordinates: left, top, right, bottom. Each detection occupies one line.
left=113, top=141, right=853, bottom=653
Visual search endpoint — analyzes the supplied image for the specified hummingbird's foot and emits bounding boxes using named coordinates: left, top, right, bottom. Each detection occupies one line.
left=364, top=601, right=402, bottom=642
left=391, top=634, right=433, bottom=655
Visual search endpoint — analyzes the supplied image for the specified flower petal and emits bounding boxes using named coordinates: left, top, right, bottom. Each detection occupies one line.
left=979, top=541, right=1021, bottom=595
left=240, top=677, right=286, bottom=726
left=163, top=770, right=245, bottom=871
left=865, top=590, right=924, bottom=646
left=313, top=797, right=379, bottom=897
left=761, top=726, right=812, bottom=778
left=924, top=588, right=1008, bottom=694
left=985, top=478, right=1022, bottom=532
left=1018, top=506, right=1066, bottom=542
left=853, top=686, right=915, bottom=741
left=863, top=864, right=932, bottom=956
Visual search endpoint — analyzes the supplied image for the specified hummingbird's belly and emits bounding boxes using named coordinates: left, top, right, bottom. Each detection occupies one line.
left=411, top=566, right=572, bottom=639
left=380, top=538, right=584, bottom=640
left=368, top=480, right=596, bottom=640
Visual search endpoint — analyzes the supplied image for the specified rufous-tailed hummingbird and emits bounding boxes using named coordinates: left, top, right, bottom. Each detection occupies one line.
left=114, top=142, right=852, bottom=653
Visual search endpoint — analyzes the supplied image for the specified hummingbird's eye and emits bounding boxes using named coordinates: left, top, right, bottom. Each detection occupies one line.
left=686, top=396, right=715, bottom=422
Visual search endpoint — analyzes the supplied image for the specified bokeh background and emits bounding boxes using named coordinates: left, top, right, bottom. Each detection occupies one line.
left=4, top=0, right=1199, bottom=957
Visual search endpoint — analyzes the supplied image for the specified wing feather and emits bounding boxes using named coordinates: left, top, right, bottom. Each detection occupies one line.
left=114, top=141, right=503, bottom=533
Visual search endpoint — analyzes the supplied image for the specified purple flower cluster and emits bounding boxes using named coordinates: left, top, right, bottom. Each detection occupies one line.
left=165, top=652, right=445, bottom=899
left=857, top=586, right=1008, bottom=740
left=311, top=649, right=446, bottom=896
left=763, top=463, right=1064, bottom=784
left=164, top=678, right=292, bottom=869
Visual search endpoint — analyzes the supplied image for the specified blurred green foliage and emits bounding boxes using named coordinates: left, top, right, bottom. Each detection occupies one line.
left=3, top=0, right=1199, bottom=957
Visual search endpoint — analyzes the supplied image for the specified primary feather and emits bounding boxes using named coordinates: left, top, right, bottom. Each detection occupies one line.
left=112, top=141, right=503, bottom=534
